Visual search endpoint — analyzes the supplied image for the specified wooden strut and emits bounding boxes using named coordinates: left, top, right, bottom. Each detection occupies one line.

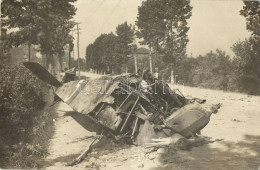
left=95, top=103, right=105, bottom=117
left=131, top=117, right=139, bottom=139
left=139, top=104, right=148, bottom=115
left=67, top=136, right=103, bottom=166
left=120, top=96, right=140, bottom=132
left=117, top=93, right=131, bottom=112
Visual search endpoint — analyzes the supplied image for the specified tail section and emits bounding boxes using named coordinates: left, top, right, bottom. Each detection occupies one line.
left=23, top=62, right=62, bottom=87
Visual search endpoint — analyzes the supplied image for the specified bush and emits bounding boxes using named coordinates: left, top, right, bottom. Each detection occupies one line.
left=0, top=63, right=46, bottom=131
left=0, top=62, right=53, bottom=168
left=169, top=49, right=260, bottom=95
left=231, top=37, right=260, bottom=95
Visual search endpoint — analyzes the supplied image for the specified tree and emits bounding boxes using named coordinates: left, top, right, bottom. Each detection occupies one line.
left=240, top=1, right=260, bottom=36
left=136, top=0, right=192, bottom=68
left=136, top=0, right=167, bottom=72
left=234, top=0, right=260, bottom=94
left=136, top=0, right=166, bottom=47
left=85, top=43, right=94, bottom=71
left=102, top=33, right=118, bottom=73
left=86, top=33, right=118, bottom=74
left=85, top=22, right=134, bottom=74
left=162, top=0, right=192, bottom=65
left=1, top=0, right=77, bottom=78
left=115, top=21, right=135, bottom=73
left=91, top=34, right=106, bottom=73
left=0, top=29, right=11, bottom=62
left=231, top=37, right=260, bottom=94
left=173, top=50, right=232, bottom=90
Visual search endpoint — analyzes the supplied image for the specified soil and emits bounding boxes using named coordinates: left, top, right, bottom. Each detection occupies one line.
left=43, top=85, right=260, bottom=170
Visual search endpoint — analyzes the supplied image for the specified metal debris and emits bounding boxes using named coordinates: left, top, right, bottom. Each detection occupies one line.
left=55, top=71, right=221, bottom=145
left=23, top=62, right=221, bottom=146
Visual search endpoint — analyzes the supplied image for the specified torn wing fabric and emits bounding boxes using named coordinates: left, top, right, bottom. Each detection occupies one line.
left=55, top=76, right=118, bottom=115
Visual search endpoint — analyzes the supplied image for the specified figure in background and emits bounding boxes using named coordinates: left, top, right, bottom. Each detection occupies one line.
left=154, top=67, right=159, bottom=80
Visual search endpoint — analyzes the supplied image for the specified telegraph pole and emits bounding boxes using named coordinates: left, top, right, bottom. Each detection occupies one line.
left=76, top=23, right=80, bottom=80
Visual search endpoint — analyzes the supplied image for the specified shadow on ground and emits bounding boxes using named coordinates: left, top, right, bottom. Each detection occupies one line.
left=64, top=111, right=103, bottom=133
left=152, top=134, right=260, bottom=170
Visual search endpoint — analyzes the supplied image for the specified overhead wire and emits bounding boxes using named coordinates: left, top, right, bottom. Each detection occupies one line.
left=99, top=0, right=122, bottom=30
left=87, top=0, right=106, bottom=19
left=88, top=0, right=122, bottom=43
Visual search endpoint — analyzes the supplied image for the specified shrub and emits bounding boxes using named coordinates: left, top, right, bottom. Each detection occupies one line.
left=0, top=62, right=52, bottom=168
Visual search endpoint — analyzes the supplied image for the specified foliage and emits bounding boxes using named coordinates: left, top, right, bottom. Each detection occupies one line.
left=136, top=0, right=166, bottom=47
left=157, top=1, right=260, bottom=95
left=240, top=1, right=260, bottom=36
left=231, top=0, right=260, bottom=94
left=189, top=50, right=232, bottom=90
left=85, top=22, right=135, bottom=74
left=85, top=43, right=95, bottom=71
left=136, top=0, right=192, bottom=65
left=0, top=64, right=46, bottom=122
left=159, top=47, right=259, bottom=95
left=1, top=0, right=77, bottom=72
left=159, top=50, right=232, bottom=90
left=115, top=22, right=135, bottom=67
left=0, top=61, right=54, bottom=168
left=85, top=33, right=117, bottom=73
left=231, top=37, right=260, bottom=94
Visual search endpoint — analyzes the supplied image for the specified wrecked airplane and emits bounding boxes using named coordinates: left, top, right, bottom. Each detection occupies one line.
left=23, top=62, right=221, bottom=146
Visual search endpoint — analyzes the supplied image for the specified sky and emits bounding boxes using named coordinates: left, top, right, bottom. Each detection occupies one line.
left=73, top=0, right=251, bottom=59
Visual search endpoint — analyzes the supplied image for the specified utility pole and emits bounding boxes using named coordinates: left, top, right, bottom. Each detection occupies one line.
left=76, top=23, right=80, bottom=80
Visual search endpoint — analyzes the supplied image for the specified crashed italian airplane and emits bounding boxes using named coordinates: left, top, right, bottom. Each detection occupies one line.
left=23, top=62, right=221, bottom=146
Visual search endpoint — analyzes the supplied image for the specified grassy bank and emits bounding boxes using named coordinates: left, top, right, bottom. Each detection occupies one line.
left=0, top=63, right=56, bottom=168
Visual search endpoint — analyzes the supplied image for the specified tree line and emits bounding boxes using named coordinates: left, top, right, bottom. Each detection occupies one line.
left=1, top=0, right=259, bottom=94
left=85, top=22, right=135, bottom=74
left=85, top=0, right=192, bottom=74
left=86, top=0, right=259, bottom=95
left=173, top=1, right=259, bottom=95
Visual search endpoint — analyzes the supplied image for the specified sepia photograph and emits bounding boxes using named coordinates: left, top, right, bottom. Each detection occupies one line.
left=0, top=0, right=259, bottom=169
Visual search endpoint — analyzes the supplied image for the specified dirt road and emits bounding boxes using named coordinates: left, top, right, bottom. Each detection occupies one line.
left=44, top=85, right=260, bottom=170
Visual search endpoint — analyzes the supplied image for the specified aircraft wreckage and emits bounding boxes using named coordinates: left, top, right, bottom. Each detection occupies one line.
left=23, top=62, right=221, bottom=147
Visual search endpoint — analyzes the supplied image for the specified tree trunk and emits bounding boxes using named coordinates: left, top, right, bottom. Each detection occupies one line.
left=54, top=54, right=62, bottom=81
left=149, top=46, right=153, bottom=73
left=69, top=47, right=71, bottom=69
left=155, top=37, right=158, bottom=67
left=171, top=70, right=174, bottom=84
left=46, top=54, right=53, bottom=74
left=134, top=54, right=137, bottom=74
left=125, top=65, right=128, bottom=73
left=46, top=53, right=61, bottom=81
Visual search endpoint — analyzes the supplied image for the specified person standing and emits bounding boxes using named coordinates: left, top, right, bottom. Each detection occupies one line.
left=154, top=67, right=159, bottom=80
